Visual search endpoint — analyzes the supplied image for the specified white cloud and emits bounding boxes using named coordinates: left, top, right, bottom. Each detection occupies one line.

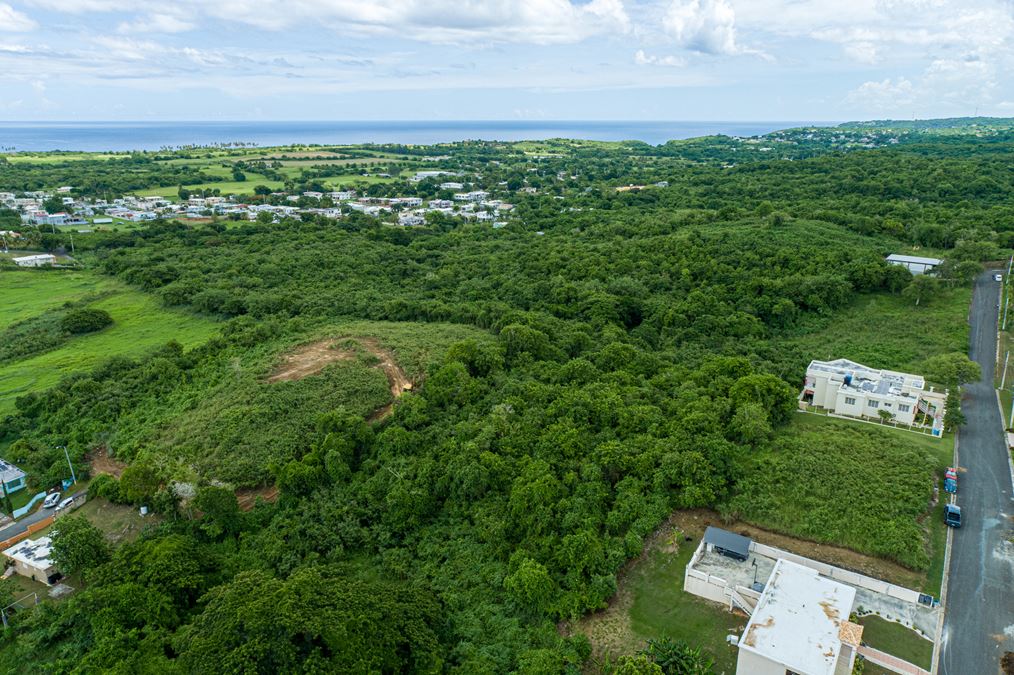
left=117, top=13, right=195, bottom=34
left=634, top=49, right=686, bottom=66
left=29, top=0, right=630, bottom=44
left=0, top=3, right=37, bottom=31
left=843, top=41, right=878, bottom=64
left=845, top=76, right=915, bottom=110
left=663, top=0, right=740, bottom=55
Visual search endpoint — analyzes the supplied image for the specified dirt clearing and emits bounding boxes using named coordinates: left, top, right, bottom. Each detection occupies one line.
left=236, top=485, right=279, bottom=511
left=88, top=447, right=127, bottom=479
left=266, top=336, right=413, bottom=421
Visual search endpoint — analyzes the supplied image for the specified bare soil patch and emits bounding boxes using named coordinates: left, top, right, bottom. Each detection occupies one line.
left=88, top=446, right=127, bottom=479
left=236, top=485, right=279, bottom=511
left=266, top=340, right=356, bottom=383
left=266, top=336, right=413, bottom=421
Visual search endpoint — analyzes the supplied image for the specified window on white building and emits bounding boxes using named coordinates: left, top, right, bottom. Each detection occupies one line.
left=868, top=400, right=879, bottom=409
left=844, top=397, right=856, bottom=405
left=898, top=404, right=910, bottom=413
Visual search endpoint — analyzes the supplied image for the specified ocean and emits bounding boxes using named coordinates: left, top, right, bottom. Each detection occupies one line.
left=0, top=120, right=834, bottom=152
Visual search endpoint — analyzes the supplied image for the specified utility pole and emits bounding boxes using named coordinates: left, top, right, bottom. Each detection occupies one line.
left=1002, top=351, right=1010, bottom=390
left=68, top=231, right=75, bottom=256
left=58, top=446, right=76, bottom=485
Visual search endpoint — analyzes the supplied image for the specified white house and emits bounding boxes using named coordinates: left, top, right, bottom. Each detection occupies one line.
left=802, top=358, right=946, bottom=433
left=3, top=537, right=59, bottom=586
left=737, top=560, right=862, bottom=675
left=398, top=213, right=425, bottom=227
left=0, top=459, right=26, bottom=494
left=12, top=254, right=57, bottom=268
left=886, top=254, right=943, bottom=275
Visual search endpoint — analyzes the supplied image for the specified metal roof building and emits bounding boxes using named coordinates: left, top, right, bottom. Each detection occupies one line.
left=703, top=526, right=752, bottom=562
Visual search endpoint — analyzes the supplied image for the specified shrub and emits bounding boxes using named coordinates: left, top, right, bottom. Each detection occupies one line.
left=89, top=473, right=123, bottom=503
left=61, top=307, right=113, bottom=334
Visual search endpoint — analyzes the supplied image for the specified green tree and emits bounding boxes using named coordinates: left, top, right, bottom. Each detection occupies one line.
left=51, top=514, right=110, bottom=575
left=902, top=275, right=940, bottom=306
left=193, top=485, right=241, bottom=538
left=729, top=402, right=772, bottom=446
left=119, top=463, right=161, bottom=504
left=504, top=555, right=555, bottom=614
left=175, top=568, right=444, bottom=673
left=877, top=409, right=894, bottom=424
left=944, top=388, right=965, bottom=431
left=922, top=352, right=981, bottom=387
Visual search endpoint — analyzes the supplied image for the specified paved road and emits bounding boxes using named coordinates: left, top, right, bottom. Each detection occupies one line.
left=0, top=490, right=85, bottom=543
left=939, top=271, right=1014, bottom=675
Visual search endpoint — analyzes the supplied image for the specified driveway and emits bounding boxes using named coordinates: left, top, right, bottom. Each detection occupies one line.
left=938, top=271, right=1014, bottom=674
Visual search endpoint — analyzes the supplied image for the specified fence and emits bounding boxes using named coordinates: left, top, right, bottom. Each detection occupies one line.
left=750, top=542, right=922, bottom=604
left=0, top=515, right=55, bottom=551
left=11, top=493, right=46, bottom=519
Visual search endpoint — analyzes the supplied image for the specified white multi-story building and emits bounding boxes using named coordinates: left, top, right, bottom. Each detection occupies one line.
left=802, top=358, right=945, bottom=433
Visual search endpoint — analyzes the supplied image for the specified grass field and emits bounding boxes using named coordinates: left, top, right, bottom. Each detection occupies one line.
left=782, top=286, right=971, bottom=377
left=725, top=414, right=952, bottom=579
left=0, top=270, right=220, bottom=413
left=858, top=615, right=933, bottom=670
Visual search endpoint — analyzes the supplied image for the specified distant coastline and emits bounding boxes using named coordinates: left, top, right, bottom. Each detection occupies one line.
left=0, top=120, right=837, bottom=152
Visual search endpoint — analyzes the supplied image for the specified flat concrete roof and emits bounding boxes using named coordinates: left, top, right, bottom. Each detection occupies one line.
left=739, top=559, right=856, bottom=675
left=3, top=536, right=54, bottom=571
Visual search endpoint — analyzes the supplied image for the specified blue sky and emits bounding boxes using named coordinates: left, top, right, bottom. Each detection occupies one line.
left=0, top=0, right=1012, bottom=121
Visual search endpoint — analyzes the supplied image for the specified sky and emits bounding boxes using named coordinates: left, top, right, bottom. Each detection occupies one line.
left=0, top=0, right=1012, bottom=121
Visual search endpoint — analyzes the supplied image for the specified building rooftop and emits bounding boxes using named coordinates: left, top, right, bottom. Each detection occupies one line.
left=703, top=526, right=752, bottom=559
left=739, top=559, right=856, bottom=675
left=886, top=253, right=943, bottom=266
left=3, top=536, right=54, bottom=570
left=0, top=458, right=26, bottom=484
left=807, top=358, right=925, bottom=392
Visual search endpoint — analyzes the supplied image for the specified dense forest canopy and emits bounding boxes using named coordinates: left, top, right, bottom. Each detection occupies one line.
left=0, top=120, right=1007, bottom=673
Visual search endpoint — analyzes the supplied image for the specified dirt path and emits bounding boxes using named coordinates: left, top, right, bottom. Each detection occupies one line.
left=266, top=336, right=413, bottom=422
left=88, top=447, right=127, bottom=479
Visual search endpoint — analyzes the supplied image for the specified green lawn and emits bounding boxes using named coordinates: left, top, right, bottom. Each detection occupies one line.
left=726, top=414, right=952, bottom=578
left=0, top=270, right=220, bottom=413
left=858, top=615, right=933, bottom=670
left=626, top=545, right=744, bottom=674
